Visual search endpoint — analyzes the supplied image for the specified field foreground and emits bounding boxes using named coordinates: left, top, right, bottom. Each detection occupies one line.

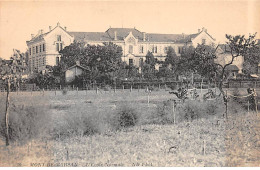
left=0, top=90, right=259, bottom=167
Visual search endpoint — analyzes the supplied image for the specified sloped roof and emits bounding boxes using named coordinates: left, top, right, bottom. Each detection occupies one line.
left=226, top=65, right=239, bottom=71
left=69, top=32, right=111, bottom=41
left=145, top=33, right=200, bottom=43
left=105, top=28, right=143, bottom=40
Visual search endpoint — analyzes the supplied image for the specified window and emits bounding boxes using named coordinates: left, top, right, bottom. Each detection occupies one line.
left=164, top=47, right=168, bottom=53
left=57, top=35, right=61, bottom=41
left=178, top=46, right=183, bottom=54
left=139, top=45, right=144, bottom=53
left=29, top=48, right=31, bottom=55
left=56, top=57, right=60, bottom=65
left=33, top=47, right=35, bottom=54
left=129, top=59, right=133, bottom=66
left=202, top=39, right=206, bottom=45
left=129, top=45, right=133, bottom=54
left=152, top=45, right=157, bottom=53
left=36, top=46, right=38, bottom=53
left=139, top=58, right=143, bottom=67
left=40, top=45, right=42, bottom=52
left=56, top=43, right=59, bottom=51
left=60, top=43, right=63, bottom=51
left=42, top=44, right=45, bottom=51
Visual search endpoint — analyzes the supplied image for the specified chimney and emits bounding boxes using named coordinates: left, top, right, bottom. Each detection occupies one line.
left=114, top=31, right=117, bottom=41
left=31, top=34, right=34, bottom=39
left=40, top=29, right=43, bottom=34
left=49, top=26, right=52, bottom=31
left=64, top=26, right=67, bottom=31
left=143, top=32, right=146, bottom=41
left=202, top=27, right=205, bottom=31
left=198, top=29, right=201, bottom=33
left=57, top=22, right=60, bottom=26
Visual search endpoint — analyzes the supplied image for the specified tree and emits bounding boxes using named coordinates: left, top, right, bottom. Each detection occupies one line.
left=164, top=46, right=178, bottom=69
left=60, top=42, right=123, bottom=85
left=0, top=56, right=25, bottom=146
left=242, top=45, right=260, bottom=74
left=177, top=33, right=258, bottom=103
left=142, top=51, right=157, bottom=80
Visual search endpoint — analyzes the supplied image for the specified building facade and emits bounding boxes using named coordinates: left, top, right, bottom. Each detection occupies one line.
left=26, top=23, right=74, bottom=73
left=69, top=27, right=216, bottom=69
left=26, top=23, right=216, bottom=72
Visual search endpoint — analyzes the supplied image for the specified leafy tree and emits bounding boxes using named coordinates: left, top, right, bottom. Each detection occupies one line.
left=164, top=46, right=178, bottom=69
left=242, top=45, right=260, bottom=74
left=60, top=42, right=123, bottom=85
left=142, top=51, right=157, bottom=80
left=0, top=56, right=25, bottom=146
left=177, top=33, right=258, bottom=103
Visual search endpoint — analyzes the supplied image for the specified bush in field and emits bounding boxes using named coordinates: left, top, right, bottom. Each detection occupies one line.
left=181, top=100, right=201, bottom=121
left=149, top=100, right=175, bottom=124
left=0, top=104, right=49, bottom=144
left=111, top=105, right=138, bottom=130
left=50, top=112, right=99, bottom=140
left=62, top=89, right=68, bottom=95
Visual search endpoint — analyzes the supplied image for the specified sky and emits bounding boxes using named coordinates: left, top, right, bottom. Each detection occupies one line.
left=0, top=0, right=259, bottom=59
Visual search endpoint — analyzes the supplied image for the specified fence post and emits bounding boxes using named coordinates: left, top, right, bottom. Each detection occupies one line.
left=225, top=90, right=228, bottom=119
left=122, top=85, right=124, bottom=92
left=43, top=88, right=45, bottom=96
left=130, top=85, right=132, bottom=92
left=158, top=84, right=160, bottom=90
left=173, top=101, right=176, bottom=125
left=138, top=85, right=140, bottom=92
left=248, top=100, right=250, bottom=114
left=165, top=84, right=167, bottom=91
left=60, top=85, right=61, bottom=90
left=76, top=87, right=78, bottom=95
left=147, top=92, right=150, bottom=106
left=55, top=88, right=56, bottom=96
left=96, top=86, right=98, bottom=94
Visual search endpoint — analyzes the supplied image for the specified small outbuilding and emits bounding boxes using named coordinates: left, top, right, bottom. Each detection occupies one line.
left=65, top=61, right=88, bottom=83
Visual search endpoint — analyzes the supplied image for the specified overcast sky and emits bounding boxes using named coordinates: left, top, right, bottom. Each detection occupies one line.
left=0, top=0, right=259, bottom=59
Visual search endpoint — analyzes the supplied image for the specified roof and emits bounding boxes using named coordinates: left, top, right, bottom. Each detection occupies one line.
left=226, top=65, right=239, bottom=71
left=66, top=64, right=89, bottom=71
left=105, top=28, right=143, bottom=41
left=68, top=32, right=111, bottom=41
left=69, top=28, right=205, bottom=43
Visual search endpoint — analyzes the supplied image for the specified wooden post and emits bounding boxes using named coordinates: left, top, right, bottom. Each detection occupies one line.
left=55, top=88, right=56, bottom=96
left=173, top=102, right=176, bottom=125
left=201, top=78, right=203, bottom=95
left=203, top=139, right=206, bottom=155
left=147, top=92, right=150, bottom=106
left=165, top=84, right=167, bottom=91
left=43, top=88, right=44, bottom=96
left=96, top=86, right=98, bottom=94
left=60, top=85, right=61, bottom=90
left=248, top=100, right=250, bottom=114
left=5, top=78, right=10, bottom=146
left=73, top=85, right=74, bottom=90
left=130, top=85, right=132, bottom=92
left=76, top=87, right=78, bottom=95
left=123, top=85, right=124, bottom=92
left=226, top=90, right=228, bottom=119
left=138, top=85, right=140, bottom=92
left=158, top=84, right=160, bottom=90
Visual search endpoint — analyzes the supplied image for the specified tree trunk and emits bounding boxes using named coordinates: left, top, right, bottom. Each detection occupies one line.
left=5, top=78, right=11, bottom=146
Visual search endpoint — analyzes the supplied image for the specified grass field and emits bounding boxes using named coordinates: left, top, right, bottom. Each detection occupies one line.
left=0, top=89, right=259, bottom=167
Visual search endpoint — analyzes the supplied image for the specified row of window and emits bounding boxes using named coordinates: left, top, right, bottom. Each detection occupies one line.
left=30, top=57, right=45, bottom=69
left=29, top=44, right=45, bottom=56
left=129, top=58, right=144, bottom=67
left=130, top=45, right=183, bottom=54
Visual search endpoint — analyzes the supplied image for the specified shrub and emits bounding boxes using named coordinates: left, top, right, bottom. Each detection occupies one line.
left=149, top=100, right=175, bottom=124
left=0, top=104, right=49, bottom=144
left=50, top=112, right=99, bottom=140
left=62, top=89, right=68, bottom=95
left=111, top=105, right=138, bottom=130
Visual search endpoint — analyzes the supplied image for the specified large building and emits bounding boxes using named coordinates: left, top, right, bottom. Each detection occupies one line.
left=26, top=23, right=74, bottom=72
left=26, top=23, right=216, bottom=73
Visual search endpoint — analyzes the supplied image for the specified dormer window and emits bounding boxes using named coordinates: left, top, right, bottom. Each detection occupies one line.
left=202, top=39, right=206, bottom=45
left=129, top=45, right=133, bottom=54
left=57, top=35, right=61, bottom=41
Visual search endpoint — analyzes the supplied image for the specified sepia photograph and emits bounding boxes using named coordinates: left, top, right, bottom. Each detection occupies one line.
left=0, top=0, right=259, bottom=167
